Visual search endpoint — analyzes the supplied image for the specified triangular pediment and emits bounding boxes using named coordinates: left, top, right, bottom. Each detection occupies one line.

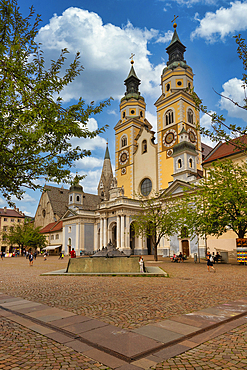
left=161, top=179, right=196, bottom=198
left=61, top=209, right=78, bottom=219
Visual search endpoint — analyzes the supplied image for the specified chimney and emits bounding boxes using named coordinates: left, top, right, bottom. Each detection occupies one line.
left=17, top=208, right=19, bottom=213
left=4, top=207, right=7, bottom=213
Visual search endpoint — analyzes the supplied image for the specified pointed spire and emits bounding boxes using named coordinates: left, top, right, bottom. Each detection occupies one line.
left=104, top=142, right=110, bottom=159
left=124, top=56, right=141, bottom=98
left=98, top=143, right=113, bottom=200
left=166, top=20, right=187, bottom=69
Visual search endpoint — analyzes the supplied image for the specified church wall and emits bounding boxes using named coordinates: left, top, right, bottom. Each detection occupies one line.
left=64, top=223, right=77, bottom=254
left=133, top=129, right=157, bottom=196
left=84, top=223, right=94, bottom=253
left=34, top=192, right=55, bottom=229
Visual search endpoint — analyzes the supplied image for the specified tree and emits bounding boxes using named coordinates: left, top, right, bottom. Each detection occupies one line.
left=4, top=221, right=46, bottom=251
left=0, top=0, right=111, bottom=204
left=191, top=35, right=247, bottom=151
left=132, top=195, right=180, bottom=261
left=180, top=160, right=247, bottom=243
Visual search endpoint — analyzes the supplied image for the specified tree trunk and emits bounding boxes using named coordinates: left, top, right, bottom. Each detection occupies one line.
left=154, top=243, right=158, bottom=261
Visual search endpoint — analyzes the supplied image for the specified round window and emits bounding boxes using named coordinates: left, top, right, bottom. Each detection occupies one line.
left=177, top=81, right=182, bottom=86
left=131, top=110, right=135, bottom=114
left=141, top=178, right=152, bottom=196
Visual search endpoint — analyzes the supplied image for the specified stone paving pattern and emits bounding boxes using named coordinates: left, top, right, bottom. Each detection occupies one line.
left=152, top=322, right=247, bottom=370
left=0, top=316, right=110, bottom=370
left=1, top=256, right=247, bottom=330
left=1, top=256, right=247, bottom=369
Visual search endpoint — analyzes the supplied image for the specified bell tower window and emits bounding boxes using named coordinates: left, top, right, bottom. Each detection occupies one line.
left=178, top=159, right=182, bottom=168
left=189, top=158, right=193, bottom=168
left=166, top=110, right=174, bottom=126
left=121, top=135, right=127, bottom=148
left=188, top=109, right=194, bottom=124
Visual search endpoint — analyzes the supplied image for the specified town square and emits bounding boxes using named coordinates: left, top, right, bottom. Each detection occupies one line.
left=1, top=256, right=247, bottom=369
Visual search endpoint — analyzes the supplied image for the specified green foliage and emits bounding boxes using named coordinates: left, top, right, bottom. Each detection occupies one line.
left=190, top=35, right=247, bottom=149
left=180, top=160, right=247, bottom=239
left=132, top=194, right=180, bottom=260
left=4, top=221, right=46, bottom=250
left=0, top=0, right=112, bottom=204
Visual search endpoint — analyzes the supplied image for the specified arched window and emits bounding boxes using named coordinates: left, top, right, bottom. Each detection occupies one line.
left=165, top=110, right=174, bottom=126
left=122, top=111, right=126, bottom=118
left=189, top=158, right=193, bottom=168
left=70, top=195, right=72, bottom=202
left=76, top=195, right=80, bottom=202
left=187, top=109, right=194, bottom=124
left=68, top=238, right=71, bottom=246
left=142, top=140, right=147, bottom=154
left=121, top=135, right=127, bottom=147
left=178, top=159, right=182, bottom=168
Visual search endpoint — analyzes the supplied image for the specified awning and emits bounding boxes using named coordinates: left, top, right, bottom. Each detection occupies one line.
left=44, top=245, right=61, bottom=251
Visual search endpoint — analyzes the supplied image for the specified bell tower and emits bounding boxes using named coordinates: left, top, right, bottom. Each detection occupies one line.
left=155, top=19, right=202, bottom=190
left=115, top=56, right=151, bottom=198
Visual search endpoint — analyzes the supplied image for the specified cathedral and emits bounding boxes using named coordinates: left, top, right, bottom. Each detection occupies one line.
left=35, top=23, right=212, bottom=257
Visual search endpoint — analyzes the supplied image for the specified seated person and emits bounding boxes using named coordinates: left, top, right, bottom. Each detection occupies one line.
left=178, top=252, right=184, bottom=262
left=214, top=251, right=221, bottom=263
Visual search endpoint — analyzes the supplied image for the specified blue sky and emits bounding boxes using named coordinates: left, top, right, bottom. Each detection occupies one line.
left=3, top=0, right=247, bottom=216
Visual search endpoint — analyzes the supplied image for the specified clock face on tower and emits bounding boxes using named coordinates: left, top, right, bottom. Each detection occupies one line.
left=188, top=128, right=197, bottom=144
left=163, top=129, right=177, bottom=148
left=119, top=150, right=129, bottom=165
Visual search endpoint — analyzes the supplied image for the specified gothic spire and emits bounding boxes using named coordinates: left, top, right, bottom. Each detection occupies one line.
left=98, top=143, right=113, bottom=200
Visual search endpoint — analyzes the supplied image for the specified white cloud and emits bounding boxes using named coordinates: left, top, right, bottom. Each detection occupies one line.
left=162, top=0, right=215, bottom=7
left=219, top=78, right=247, bottom=121
left=36, top=7, right=168, bottom=103
left=76, top=156, right=103, bottom=170
left=191, top=1, right=247, bottom=42
left=146, top=111, right=158, bottom=134
left=200, top=113, right=216, bottom=147
left=0, top=198, right=6, bottom=206
left=70, top=117, right=107, bottom=151
left=200, top=111, right=216, bottom=129
left=78, top=169, right=102, bottom=194
left=108, top=110, right=118, bottom=116
left=155, top=30, right=173, bottom=44
left=12, top=194, right=37, bottom=204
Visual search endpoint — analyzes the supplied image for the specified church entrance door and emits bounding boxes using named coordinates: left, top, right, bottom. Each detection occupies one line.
left=182, top=240, right=189, bottom=257
left=112, top=224, right=117, bottom=248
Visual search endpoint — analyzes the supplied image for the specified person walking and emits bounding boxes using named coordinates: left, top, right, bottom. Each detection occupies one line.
left=206, top=251, right=216, bottom=272
left=29, top=252, right=33, bottom=266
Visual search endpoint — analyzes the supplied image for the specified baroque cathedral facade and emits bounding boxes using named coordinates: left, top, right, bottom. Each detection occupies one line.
left=35, top=24, right=210, bottom=257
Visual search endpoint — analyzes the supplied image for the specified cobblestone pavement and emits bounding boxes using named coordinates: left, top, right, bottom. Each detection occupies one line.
left=0, top=256, right=246, bottom=329
left=1, top=256, right=247, bottom=369
left=0, top=316, right=110, bottom=370
left=152, top=322, right=247, bottom=370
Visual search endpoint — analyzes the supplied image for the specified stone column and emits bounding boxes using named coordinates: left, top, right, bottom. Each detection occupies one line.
left=103, top=218, right=107, bottom=247
left=117, top=215, right=120, bottom=249
left=63, top=225, right=66, bottom=254
left=76, top=222, right=80, bottom=254
left=100, top=218, right=103, bottom=249
left=94, top=222, right=98, bottom=252
left=120, top=215, right=125, bottom=251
